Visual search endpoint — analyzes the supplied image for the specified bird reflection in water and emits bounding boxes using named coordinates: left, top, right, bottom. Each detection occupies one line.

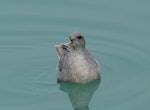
left=58, top=79, right=100, bottom=110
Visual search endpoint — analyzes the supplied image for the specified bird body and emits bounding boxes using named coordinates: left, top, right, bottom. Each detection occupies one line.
left=55, top=32, right=100, bottom=84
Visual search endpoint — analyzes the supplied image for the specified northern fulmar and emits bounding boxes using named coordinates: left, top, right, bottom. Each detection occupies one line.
left=55, top=32, right=100, bottom=84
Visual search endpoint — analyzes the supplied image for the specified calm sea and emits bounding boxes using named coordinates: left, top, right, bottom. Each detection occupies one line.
left=0, top=0, right=150, bottom=110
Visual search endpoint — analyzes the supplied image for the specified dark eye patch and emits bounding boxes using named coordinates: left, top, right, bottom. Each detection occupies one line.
left=77, top=36, right=83, bottom=39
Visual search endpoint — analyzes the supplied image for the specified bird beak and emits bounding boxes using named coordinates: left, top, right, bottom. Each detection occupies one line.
left=68, top=40, right=73, bottom=46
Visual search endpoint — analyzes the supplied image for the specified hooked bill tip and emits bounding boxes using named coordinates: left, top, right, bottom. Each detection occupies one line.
left=68, top=41, right=73, bottom=45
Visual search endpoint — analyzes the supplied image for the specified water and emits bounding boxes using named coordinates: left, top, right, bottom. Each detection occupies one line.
left=0, top=0, right=150, bottom=110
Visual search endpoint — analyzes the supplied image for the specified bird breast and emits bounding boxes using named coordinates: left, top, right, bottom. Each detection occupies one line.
left=68, top=52, right=96, bottom=83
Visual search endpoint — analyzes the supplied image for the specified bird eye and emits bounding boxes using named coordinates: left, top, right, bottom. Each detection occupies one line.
left=77, top=36, right=83, bottom=39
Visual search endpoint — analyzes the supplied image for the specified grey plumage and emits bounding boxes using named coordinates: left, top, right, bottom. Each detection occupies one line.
left=55, top=32, right=100, bottom=84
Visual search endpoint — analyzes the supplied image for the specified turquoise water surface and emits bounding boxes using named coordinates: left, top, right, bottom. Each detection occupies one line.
left=0, top=0, right=150, bottom=110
